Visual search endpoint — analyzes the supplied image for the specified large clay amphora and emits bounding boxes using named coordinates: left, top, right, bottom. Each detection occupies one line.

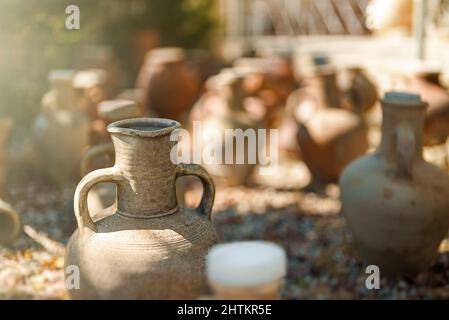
left=190, top=69, right=262, bottom=186
left=66, top=118, right=220, bottom=299
left=340, top=92, right=449, bottom=276
left=292, top=67, right=368, bottom=184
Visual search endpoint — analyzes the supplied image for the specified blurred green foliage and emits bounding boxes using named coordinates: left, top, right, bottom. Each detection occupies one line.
left=0, top=0, right=217, bottom=125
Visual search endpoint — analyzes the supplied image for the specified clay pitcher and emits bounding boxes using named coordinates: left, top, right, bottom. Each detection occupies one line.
left=82, top=100, right=141, bottom=216
left=292, top=68, right=368, bottom=184
left=340, top=92, right=449, bottom=276
left=136, top=47, right=200, bottom=122
left=33, top=70, right=90, bottom=183
left=339, top=67, right=378, bottom=115
left=66, top=118, right=220, bottom=299
left=190, top=70, right=262, bottom=186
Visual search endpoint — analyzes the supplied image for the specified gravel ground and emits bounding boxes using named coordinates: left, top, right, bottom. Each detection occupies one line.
left=1, top=157, right=449, bottom=300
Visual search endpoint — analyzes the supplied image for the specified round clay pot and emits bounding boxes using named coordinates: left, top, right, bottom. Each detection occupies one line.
left=66, top=118, right=219, bottom=299
left=136, top=47, right=200, bottom=122
left=340, top=92, right=449, bottom=276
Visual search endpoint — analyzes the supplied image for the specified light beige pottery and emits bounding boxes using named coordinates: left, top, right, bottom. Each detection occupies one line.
left=33, top=70, right=90, bottom=183
left=191, top=70, right=262, bottom=186
left=82, top=100, right=141, bottom=215
left=66, top=118, right=220, bottom=299
left=0, top=119, right=21, bottom=244
left=340, top=92, right=449, bottom=276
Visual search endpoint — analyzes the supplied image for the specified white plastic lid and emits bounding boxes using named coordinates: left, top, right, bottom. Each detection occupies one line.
left=384, top=91, right=422, bottom=104
left=206, top=241, right=287, bottom=288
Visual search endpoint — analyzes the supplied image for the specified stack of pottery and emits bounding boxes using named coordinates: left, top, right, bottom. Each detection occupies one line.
left=66, top=118, right=219, bottom=299
left=81, top=100, right=141, bottom=215
left=289, top=66, right=368, bottom=185
left=136, top=47, right=200, bottom=123
left=190, top=69, right=262, bottom=186
left=0, top=118, right=21, bottom=245
left=33, top=70, right=90, bottom=183
left=340, top=92, right=449, bottom=275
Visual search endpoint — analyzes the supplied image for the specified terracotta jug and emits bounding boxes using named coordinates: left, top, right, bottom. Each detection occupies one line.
left=340, top=92, right=449, bottom=276
left=136, top=47, right=200, bottom=122
left=33, top=70, right=90, bottom=183
left=66, top=118, right=220, bottom=299
left=190, top=70, right=262, bottom=186
left=291, top=67, right=368, bottom=184
left=339, top=67, right=378, bottom=115
left=0, top=118, right=21, bottom=245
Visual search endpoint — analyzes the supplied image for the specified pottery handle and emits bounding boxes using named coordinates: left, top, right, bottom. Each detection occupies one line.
left=176, top=163, right=215, bottom=220
left=80, top=142, right=115, bottom=176
left=74, top=166, right=124, bottom=233
left=396, top=124, right=415, bottom=179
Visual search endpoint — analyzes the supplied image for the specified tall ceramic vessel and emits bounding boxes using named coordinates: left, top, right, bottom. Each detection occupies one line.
left=340, top=92, right=449, bottom=275
left=66, top=118, right=219, bottom=299
left=190, top=70, right=262, bottom=186
left=291, top=67, right=368, bottom=184
left=33, top=70, right=90, bottom=183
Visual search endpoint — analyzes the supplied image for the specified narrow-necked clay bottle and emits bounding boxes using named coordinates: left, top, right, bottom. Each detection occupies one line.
left=206, top=241, right=287, bottom=300
left=33, top=70, right=90, bottom=183
left=66, top=118, right=220, bottom=299
left=340, top=92, right=449, bottom=276
left=290, top=66, right=368, bottom=185
left=81, top=100, right=141, bottom=216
